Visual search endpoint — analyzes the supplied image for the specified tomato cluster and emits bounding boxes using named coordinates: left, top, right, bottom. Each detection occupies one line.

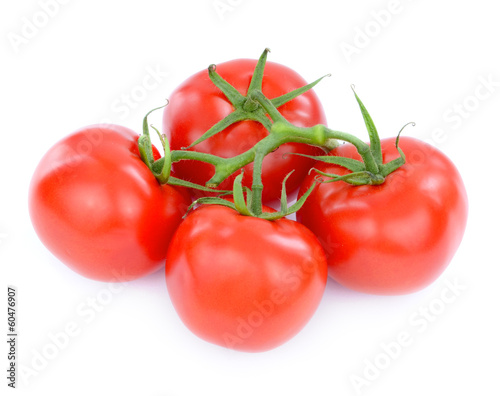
left=29, top=50, right=468, bottom=352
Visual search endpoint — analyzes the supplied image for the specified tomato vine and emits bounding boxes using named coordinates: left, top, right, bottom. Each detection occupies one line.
left=140, top=49, right=410, bottom=220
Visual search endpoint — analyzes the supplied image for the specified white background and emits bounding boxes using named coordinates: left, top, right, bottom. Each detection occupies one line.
left=1, top=0, right=499, bottom=395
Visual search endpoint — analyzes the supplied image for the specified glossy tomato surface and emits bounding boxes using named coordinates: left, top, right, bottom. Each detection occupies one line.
left=297, top=136, right=468, bottom=295
left=163, top=58, right=327, bottom=202
left=29, top=124, right=191, bottom=282
left=165, top=204, right=328, bottom=352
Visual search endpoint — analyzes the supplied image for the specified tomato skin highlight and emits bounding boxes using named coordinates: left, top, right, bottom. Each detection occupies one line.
left=165, top=204, right=328, bottom=352
left=29, top=124, right=191, bottom=282
left=163, top=58, right=327, bottom=202
left=297, top=136, right=468, bottom=295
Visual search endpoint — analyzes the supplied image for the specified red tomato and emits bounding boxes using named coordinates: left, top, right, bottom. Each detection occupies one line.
left=163, top=58, right=327, bottom=202
left=297, top=137, right=468, bottom=295
left=165, top=204, right=328, bottom=352
left=29, top=125, right=191, bottom=282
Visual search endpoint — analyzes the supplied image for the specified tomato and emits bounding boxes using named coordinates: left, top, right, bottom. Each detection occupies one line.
left=163, top=58, right=327, bottom=202
left=297, top=136, right=468, bottom=295
left=165, top=204, right=328, bottom=352
left=29, top=124, right=191, bottom=282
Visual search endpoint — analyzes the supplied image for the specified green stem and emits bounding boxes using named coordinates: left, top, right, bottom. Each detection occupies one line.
left=172, top=120, right=378, bottom=189
left=249, top=90, right=378, bottom=173
left=249, top=90, right=287, bottom=124
left=162, top=92, right=403, bottom=217
left=323, top=127, right=380, bottom=174
left=170, top=150, right=225, bottom=166
left=250, top=149, right=266, bottom=215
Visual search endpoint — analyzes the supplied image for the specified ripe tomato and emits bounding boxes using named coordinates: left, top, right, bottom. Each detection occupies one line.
left=165, top=204, right=328, bottom=352
left=297, top=137, right=468, bottom=295
left=163, top=58, right=327, bottom=202
left=29, top=124, right=191, bottom=282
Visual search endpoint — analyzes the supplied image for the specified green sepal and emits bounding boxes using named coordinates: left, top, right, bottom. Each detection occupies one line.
left=183, top=109, right=248, bottom=150
left=139, top=103, right=171, bottom=184
left=138, top=135, right=154, bottom=169
left=312, top=168, right=384, bottom=186
left=142, top=103, right=168, bottom=137
left=149, top=124, right=171, bottom=184
left=188, top=167, right=317, bottom=221
left=280, top=171, right=294, bottom=214
left=184, top=197, right=237, bottom=218
left=284, top=152, right=366, bottom=172
left=247, top=48, right=270, bottom=93
left=351, top=86, right=382, bottom=167
left=260, top=171, right=318, bottom=221
left=250, top=91, right=289, bottom=124
left=243, top=186, right=253, bottom=212
left=141, top=103, right=169, bottom=166
left=282, top=180, right=317, bottom=215
left=378, top=122, right=413, bottom=177
left=182, top=49, right=329, bottom=150
left=271, top=74, right=331, bottom=109
left=208, top=64, right=245, bottom=107
left=167, top=176, right=232, bottom=194
left=232, top=173, right=252, bottom=216
left=259, top=181, right=318, bottom=221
